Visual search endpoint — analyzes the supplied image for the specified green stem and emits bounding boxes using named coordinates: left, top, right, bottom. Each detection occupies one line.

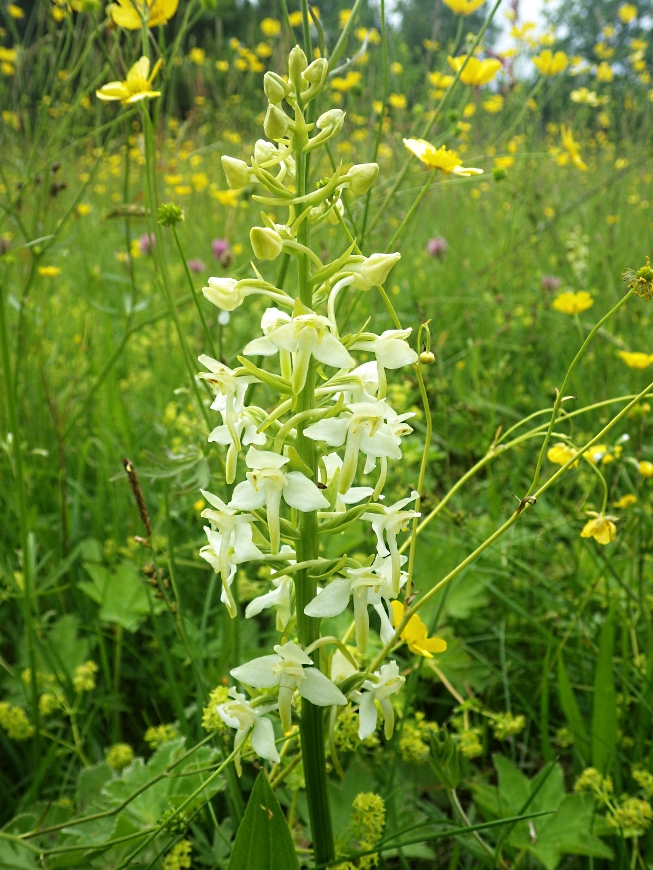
left=171, top=225, right=217, bottom=358
left=293, top=94, right=335, bottom=865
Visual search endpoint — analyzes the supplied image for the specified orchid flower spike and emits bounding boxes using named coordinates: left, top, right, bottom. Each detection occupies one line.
left=356, top=661, right=405, bottom=740
left=216, top=688, right=280, bottom=775
left=363, top=492, right=420, bottom=593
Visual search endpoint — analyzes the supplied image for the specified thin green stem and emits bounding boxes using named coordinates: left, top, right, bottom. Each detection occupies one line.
left=171, top=225, right=217, bottom=358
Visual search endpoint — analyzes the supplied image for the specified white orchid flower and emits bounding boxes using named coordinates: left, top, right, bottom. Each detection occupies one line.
left=304, top=401, right=404, bottom=495
left=209, top=380, right=266, bottom=483
left=229, top=447, right=329, bottom=554
left=363, top=492, right=420, bottom=594
left=356, top=661, right=405, bottom=740
left=198, top=356, right=256, bottom=454
left=351, top=328, right=419, bottom=397
left=321, top=452, right=374, bottom=511
left=200, top=490, right=263, bottom=617
left=231, top=641, right=347, bottom=733
left=216, top=688, right=280, bottom=774
left=243, top=306, right=354, bottom=394
left=245, top=572, right=293, bottom=630
left=304, top=554, right=404, bottom=654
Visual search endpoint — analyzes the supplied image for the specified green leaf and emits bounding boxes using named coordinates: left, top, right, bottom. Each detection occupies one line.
left=227, top=771, right=299, bottom=870
left=591, top=605, right=618, bottom=773
left=79, top=561, right=163, bottom=632
left=557, top=653, right=589, bottom=760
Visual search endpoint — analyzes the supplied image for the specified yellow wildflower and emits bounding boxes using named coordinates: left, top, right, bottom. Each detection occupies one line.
left=188, top=47, right=205, bottom=65
left=96, top=56, right=162, bottom=105
left=388, top=92, right=407, bottom=109
left=638, top=460, right=653, bottom=478
left=595, top=61, right=614, bottom=82
left=532, top=49, right=568, bottom=75
left=163, top=840, right=192, bottom=870
left=442, top=0, right=485, bottom=14
left=547, top=442, right=578, bottom=468
left=7, top=4, right=24, bottom=17
left=390, top=601, right=447, bottom=658
left=448, top=54, right=502, bottom=86
left=560, top=125, right=587, bottom=170
left=619, top=351, right=653, bottom=369
left=260, top=17, right=281, bottom=36
left=73, top=660, right=98, bottom=692
left=581, top=512, right=617, bottom=545
left=613, top=494, right=637, bottom=508
left=403, top=137, right=482, bottom=175
left=618, top=3, right=638, bottom=23
left=38, top=265, right=61, bottom=277
left=76, top=203, right=92, bottom=216
left=483, top=93, right=504, bottom=112
left=106, top=0, right=178, bottom=29
left=571, top=87, right=599, bottom=105
left=0, top=702, right=34, bottom=740
left=106, top=743, right=134, bottom=771
left=428, top=70, right=454, bottom=88
left=215, top=59, right=229, bottom=72
left=338, top=8, right=351, bottom=27
left=331, top=70, right=361, bottom=91
left=390, top=62, right=403, bottom=74
left=552, top=290, right=593, bottom=314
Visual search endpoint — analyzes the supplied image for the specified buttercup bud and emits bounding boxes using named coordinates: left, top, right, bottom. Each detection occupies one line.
left=264, top=71, right=291, bottom=104
left=250, top=226, right=283, bottom=260
left=221, top=155, right=250, bottom=189
left=352, top=252, right=401, bottom=290
left=419, top=350, right=435, bottom=365
left=316, top=108, right=345, bottom=135
left=303, top=57, right=327, bottom=85
left=203, top=277, right=245, bottom=312
left=157, top=202, right=184, bottom=227
left=264, top=104, right=290, bottom=140
left=347, top=163, right=379, bottom=195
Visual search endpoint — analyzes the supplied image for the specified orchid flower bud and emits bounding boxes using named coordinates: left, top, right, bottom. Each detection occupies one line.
left=221, top=155, right=250, bottom=189
left=303, top=57, right=327, bottom=85
left=288, top=45, right=308, bottom=90
left=264, top=71, right=291, bottom=104
left=352, top=252, right=401, bottom=290
left=253, top=139, right=278, bottom=165
left=316, top=108, right=345, bottom=135
left=347, top=162, right=379, bottom=195
left=203, top=277, right=245, bottom=312
left=264, top=104, right=290, bottom=140
left=250, top=226, right=283, bottom=261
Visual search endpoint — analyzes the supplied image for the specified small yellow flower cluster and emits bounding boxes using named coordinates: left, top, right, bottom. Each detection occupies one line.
left=73, top=660, right=99, bottom=693
left=0, top=701, right=34, bottom=740
left=552, top=290, right=593, bottom=314
left=619, top=350, right=653, bottom=369
left=574, top=767, right=614, bottom=803
left=633, top=769, right=653, bottom=796
left=457, top=726, right=483, bottom=758
left=144, top=723, right=180, bottom=748
left=201, top=685, right=231, bottom=731
left=350, top=792, right=386, bottom=869
left=398, top=712, right=438, bottom=764
left=491, top=711, right=526, bottom=740
left=106, top=743, right=135, bottom=770
left=334, top=705, right=380, bottom=752
left=607, top=797, right=653, bottom=838
left=162, top=839, right=192, bottom=870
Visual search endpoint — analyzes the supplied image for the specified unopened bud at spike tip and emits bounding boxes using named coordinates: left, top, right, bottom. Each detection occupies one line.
left=288, top=45, right=308, bottom=84
left=221, top=155, right=250, bottom=189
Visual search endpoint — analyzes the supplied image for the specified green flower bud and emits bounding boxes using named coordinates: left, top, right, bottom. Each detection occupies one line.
left=264, top=71, right=291, bottom=104
left=419, top=350, right=435, bottom=365
left=316, top=108, right=345, bottom=135
left=221, top=155, right=250, bottom=189
left=351, top=252, right=401, bottom=290
left=203, top=277, right=245, bottom=311
left=250, top=226, right=283, bottom=260
left=264, top=104, right=290, bottom=140
left=347, top=162, right=379, bottom=195
left=303, top=57, right=327, bottom=85
left=254, top=139, right=277, bottom=165
left=157, top=202, right=184, bottom=226
left=288, top=45, right=308, bottom=88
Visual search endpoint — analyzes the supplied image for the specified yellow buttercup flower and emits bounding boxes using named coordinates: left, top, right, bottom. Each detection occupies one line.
left=638, top=460, right=653, bottom=478
left=613, top=494, right=637, bottom=509
left=483, top=93, right=504, bottom=113
left=552, top=290, right=593, bottom=314
left=106, top=0, right=178, bottom=29
left=547, top=443, right=578, bottom=468
left=581, top=512, right=617, bottom=545
left=532, top=49, right=568, bottom=76
left=390, top=602, right=447, bottom=658
left=96, top=56, right=162, bottom=105
left=403, top=138, right=482, bottom=176
left=38, top=265, right=61, bottom=277
left=442, top=0, right=485, bottom=14
left=571, top=87, right=599, bottom=106
left=7, top=4, right=25, bottom=18
left=595, top=61, right=614, bottom=82
left=560, top=125, right=587, bottom=171
left=619, top=351, right=653, bottom=369
left=619, top=3, right=638, bottom=23
left=260, top=17, right=281, bottom=37
left=448, top=54, right=502, bottom=86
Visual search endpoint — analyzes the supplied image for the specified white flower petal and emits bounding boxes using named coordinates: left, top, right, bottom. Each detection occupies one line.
left=243, top=336, right=279, bottom=356
left=283, top=472, right=330, bottom=511
left=246, top=447, right=289, bottom=470
left=341, top=486, right=374, bottom=504
left=358, top=691, right=378, bottom=739
left=231, top=654, right=281, bottom=688
left=304, top=577, right=352, bottom=618
left=208, top=424, right=234, bottom=445
left=375, top=338, right=418, bottom=369
left=298, top=667, right=347, bottom=706
left=251, top=716, right=281, bottom=763
left=229, top=480, right=266, bottom=511
left=313, top=332, right=355, bottom=369
left=245, top=586, right=284, bottom=618
left=304, top=417, right=349, bottom=446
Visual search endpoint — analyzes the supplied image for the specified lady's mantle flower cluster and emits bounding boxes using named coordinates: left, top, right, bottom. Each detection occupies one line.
left=197, top=45, right=445, bottom=769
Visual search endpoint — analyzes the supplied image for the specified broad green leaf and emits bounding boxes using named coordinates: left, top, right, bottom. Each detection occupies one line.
left=528, top=794, right=613, bottom=869
left=227, top=771, right=299, bottom=870
left=0, top=841, right=39, bottom=870
left=79, top=561, right=163, bottom=632
left=591, top=605, right=617, bottom=774
left=557, top=653, right=589, bottom=760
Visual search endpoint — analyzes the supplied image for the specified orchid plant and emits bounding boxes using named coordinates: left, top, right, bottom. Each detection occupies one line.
left=196, top=43, right=441, bottom=863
